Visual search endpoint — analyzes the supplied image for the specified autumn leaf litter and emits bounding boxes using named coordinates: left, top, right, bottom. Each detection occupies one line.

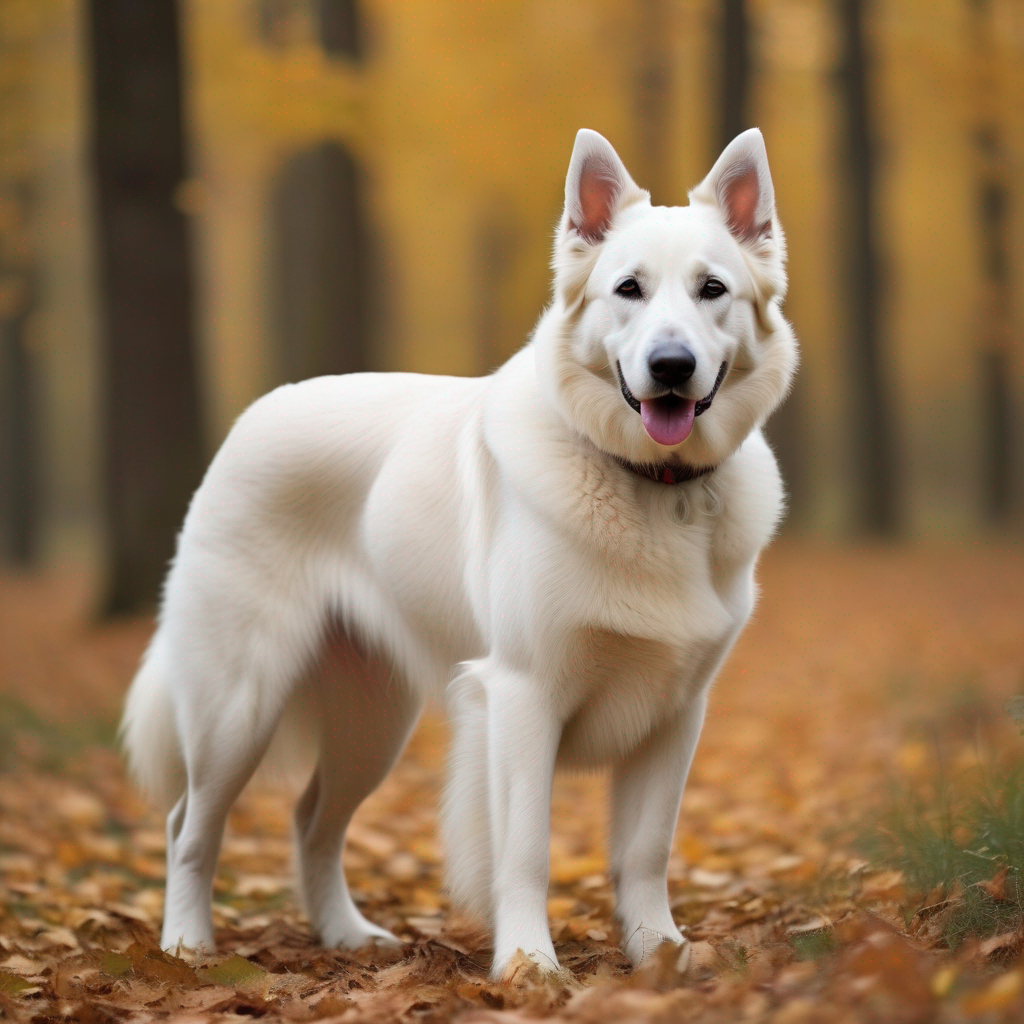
left=2, top=541, right=1024, bottom=1022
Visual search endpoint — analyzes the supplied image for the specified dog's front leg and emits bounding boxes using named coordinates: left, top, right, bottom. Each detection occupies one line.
left=485, top=665, right=562, bottom=980
left=610, top=689, right=708, bottom=969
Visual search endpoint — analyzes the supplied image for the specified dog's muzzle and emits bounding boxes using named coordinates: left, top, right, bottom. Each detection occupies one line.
left=616, top=360, right=728, bottom=446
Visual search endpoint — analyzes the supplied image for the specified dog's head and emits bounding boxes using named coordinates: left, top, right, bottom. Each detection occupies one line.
left=537, top=128, right=798, bottom=470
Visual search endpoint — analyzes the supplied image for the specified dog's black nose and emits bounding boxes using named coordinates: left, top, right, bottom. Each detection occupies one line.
left=648, top=342, right=697, bottom=388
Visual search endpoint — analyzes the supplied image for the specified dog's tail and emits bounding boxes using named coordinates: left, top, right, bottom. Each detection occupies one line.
left=121, top=637, right=186, bottom=810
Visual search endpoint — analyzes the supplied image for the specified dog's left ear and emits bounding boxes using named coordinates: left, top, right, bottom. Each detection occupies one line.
left=691, top=128, right=775, bottom=246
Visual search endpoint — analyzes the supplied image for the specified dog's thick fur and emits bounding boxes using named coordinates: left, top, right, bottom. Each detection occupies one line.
left=123, top=128, right=797, bottom=978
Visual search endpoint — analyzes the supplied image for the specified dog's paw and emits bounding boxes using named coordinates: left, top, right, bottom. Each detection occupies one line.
left=321, top=915, right=403, bottom=951
left=161, top=939, right=215, bottom=960
left=492, top=948, right=576, bottom=987
left=623, top=927, right=689, bottom=971
left=161, top=929, right=216, bottom=959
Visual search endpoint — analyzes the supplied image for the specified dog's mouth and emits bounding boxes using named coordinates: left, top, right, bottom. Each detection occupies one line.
left=616, top=360, right=728, bottom=446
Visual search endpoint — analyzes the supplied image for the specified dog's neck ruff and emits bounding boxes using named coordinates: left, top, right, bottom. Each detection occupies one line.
left=613, top=455, right=717, bottom=486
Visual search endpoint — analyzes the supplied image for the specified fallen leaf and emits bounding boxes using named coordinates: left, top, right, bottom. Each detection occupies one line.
left=0, top=969, right=34, bottom=996
left=198, top=954, right=267, bottom=989
left=99, top=951, right=132, bottom=977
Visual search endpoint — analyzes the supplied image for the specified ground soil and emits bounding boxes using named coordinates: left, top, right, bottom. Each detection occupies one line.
left=2, top=539, right=1023, bottom=1022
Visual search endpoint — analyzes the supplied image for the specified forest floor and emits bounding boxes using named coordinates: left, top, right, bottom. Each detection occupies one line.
left=2, top=539, right=1024, bottom=1023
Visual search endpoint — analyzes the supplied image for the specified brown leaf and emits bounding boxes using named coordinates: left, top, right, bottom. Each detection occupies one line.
left=123, top=941, right=199, bottom=987
left=979, top=865, right=1011, bottom=900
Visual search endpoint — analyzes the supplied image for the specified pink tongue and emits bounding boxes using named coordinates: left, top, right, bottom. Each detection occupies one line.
left=640, top=398, right=696, bottom=446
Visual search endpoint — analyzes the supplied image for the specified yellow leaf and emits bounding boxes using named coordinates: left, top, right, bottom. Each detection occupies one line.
left=0, top=970, right=33, bottom=996
left=198, top=955, right=267, bottom=989
left=931, top=965, right=957, bottom=998
left=99, top=951, right=132, bottom=977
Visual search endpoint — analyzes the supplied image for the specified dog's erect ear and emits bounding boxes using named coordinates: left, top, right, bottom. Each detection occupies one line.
left=564, top=129, right=647, bottom=244
left=691, top=128, right=775, bottom=245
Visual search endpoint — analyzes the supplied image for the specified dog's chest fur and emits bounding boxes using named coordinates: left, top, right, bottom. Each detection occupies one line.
left=541, top=464, right=770, bottom=764
left=474, top=350, right=783, bottom=763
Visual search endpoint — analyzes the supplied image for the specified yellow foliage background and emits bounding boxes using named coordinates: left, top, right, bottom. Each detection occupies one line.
left=3, top=0, right=1024, bottom=565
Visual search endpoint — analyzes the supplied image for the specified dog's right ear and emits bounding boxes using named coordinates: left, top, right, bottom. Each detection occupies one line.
left=563, top=130, right=648, bottom=245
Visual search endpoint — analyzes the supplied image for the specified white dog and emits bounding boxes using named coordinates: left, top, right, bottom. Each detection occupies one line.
left=122, top=127, right=797, bottom=979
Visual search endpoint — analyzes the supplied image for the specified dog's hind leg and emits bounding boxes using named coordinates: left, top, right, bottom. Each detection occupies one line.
left=161, top=677, right=291, bottom=953
left=294, top=625, right=422, bottom=949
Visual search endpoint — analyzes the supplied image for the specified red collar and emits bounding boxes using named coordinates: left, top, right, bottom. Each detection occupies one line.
left=613, top=456, right=717, bottom=485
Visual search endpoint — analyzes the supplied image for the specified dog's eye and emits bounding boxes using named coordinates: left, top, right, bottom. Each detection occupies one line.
left=615, top=277, right=643, bottom=300
left=699, top=277, right=728, bottom=300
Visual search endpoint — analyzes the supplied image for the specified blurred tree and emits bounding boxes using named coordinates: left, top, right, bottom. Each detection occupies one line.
left=835, top=0, right=900, bottom=534
left=317, top=0, right=362, bottom=59
left=261, top=3, right=369, bottom=384
left=88, top=0, right=205, bottom=612
left=0, top=270, right=36, bottom=565
left=969, top=0, right=1014, bottom=524
left=0, top=6, right=42, bottom=565
left=634, top=0, right=671, bottom=205
left=473, top=201, right=521, bottom=373
left=719, top=0, right=750, bottom=153
left=271, top=141, right=369, bottom=382
left=719, top=0, right=807, bottom=521
left=258, top=0, right=361, bottom=56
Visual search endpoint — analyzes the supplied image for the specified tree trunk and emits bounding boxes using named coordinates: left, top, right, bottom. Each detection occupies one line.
left=634, top=0, right=671, bottom=204
left=719, top=0, right=750, bottom=151
left=968, top=0, right=1014, bottom=525
left=0, top=300, right=36, bottom=565
left=87, top=0, right=205, bottom=613
left=271, top=141, right=369, bottom=383
left=719, top=0, right=808, bottom=521
left=835, top=0, right=900, bottom=534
